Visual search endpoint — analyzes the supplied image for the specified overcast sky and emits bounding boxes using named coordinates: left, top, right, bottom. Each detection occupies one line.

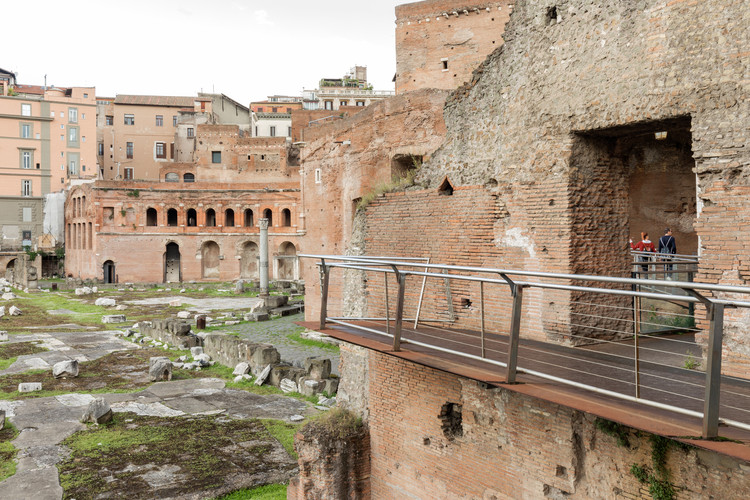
left=3, top=0, right=405, bottom=104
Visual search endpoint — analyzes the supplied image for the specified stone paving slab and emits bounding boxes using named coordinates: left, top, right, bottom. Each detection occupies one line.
left=125, top=296, right=264, bottom=311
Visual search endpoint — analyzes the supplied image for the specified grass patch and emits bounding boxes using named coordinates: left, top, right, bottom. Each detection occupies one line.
left=286, top=332, right=340, bottom=352
left=58, top=412, right=297, bottom=499
left=260, top=419, right=302, bottom=459
left=302, top=407, right=363, bottom=440
left=0, top=421, right=19, bottom=482
left=0, top=341, right=48, bottom=370
left=214, top=483, right=287, bottom=500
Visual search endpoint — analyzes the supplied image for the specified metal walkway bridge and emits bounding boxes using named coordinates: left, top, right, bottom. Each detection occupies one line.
left=301, top=254, right=750, bottom=456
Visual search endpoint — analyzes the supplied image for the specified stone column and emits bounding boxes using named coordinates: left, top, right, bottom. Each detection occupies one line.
left=259, top=218, right=269, bottom=297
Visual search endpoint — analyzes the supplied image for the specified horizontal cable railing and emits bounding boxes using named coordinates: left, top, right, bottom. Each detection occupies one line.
left=303, top=254, right=750, bottom=439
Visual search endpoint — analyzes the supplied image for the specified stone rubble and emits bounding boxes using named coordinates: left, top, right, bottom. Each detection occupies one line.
left=52, top=360, right=79, bottom=379
left=81, top=397, right=113, bottom=424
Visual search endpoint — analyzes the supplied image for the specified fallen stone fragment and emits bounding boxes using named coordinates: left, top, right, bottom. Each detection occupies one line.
left=81, top=397, right=113, bottom=424
left=233, top=375, right=244, bottom=383
left=190, top=346, right=204, bottom=357
left=318, top=396, right=337, bottom=407
left=176, top=311, right=191, bottom=319
left=0, top=331, right=7, bottom=342
left=194, top=353, right=211, bottom=367
left=9, top=305, right=21, bottom=316
left=18, top=382, right=42, bottom=393
left=149, top=357, right=173, bottom=381
left=0, top=306, right=4, bottom=318
left=0, top=409, right=4, bottom=430
left=169, top=299, right=181, bottom=307
left=92, top=286, right=98, bottom=293
left=280, top=378, right=297, bottom=393
left=314, top=405, right=331, bottom=411
left=242, top=374, right=252, bottom=381
left=255, top=364, right=271, bottom=386
left=233, top=362, right=250, bottom=376
left=94, top=297, right=116, bottom=307
left=224, top=320, right=240, bottom=326
left=178, top=355, right=188, bottom=362
left=115, top=305, right=127, bottom=311
left=52, top=359, right=79, bottom=379
left=1, top=292, right=17, bottom=300
left=304, top=357, right=332, bottom=380
left=102, top=314, right=126, bottom=324
left=289, top=415, right=305, bottom=422
left=180, top=288, right=186, bottom=293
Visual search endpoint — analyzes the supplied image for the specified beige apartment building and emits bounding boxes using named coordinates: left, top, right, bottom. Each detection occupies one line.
left=97, top=93, right=251, bottom=180
left=0, top=68, right=96, bottom=250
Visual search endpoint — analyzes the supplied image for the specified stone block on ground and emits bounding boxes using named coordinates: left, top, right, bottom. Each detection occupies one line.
left=264, top=295, right=289, bottom=308
left=52, top=359, right=79, bottom=379
left=9, top=306, right=21, bottom=316
left=0, top=409, right=4, bottom=430
left=252, top=345, right=280, bottom=369
left=269, top=364, right=306, bottom=387
left=280, top=378, right=298, bottom=393
left=95, top=297, right=116, bottom=307
left=194, top=353, right=211, bottom=366
left=233, top=362, right=250, bottom=376
left=234, top=280, right=245, bottom=294
left=255, top=364, right=272, bottom=386
left=102, top=314, right=126, bottom=324
left=115, top=305, right=127, bottom=311
left=304, top=357, right=332, bottom=380
left=0, top=331, right=7, bottom=342
left=321, top=378, right=339, bottom=395
left=0, top=306, right=4, bottom=318
left=190, top=346, right=204, bottom=357
left=300, top=377, right=321, bottom=397
left=18, top=382, right=42, bottom=393
left=169, top=299, right=181, bottom=307
left=1, top=292, right=17, bottom=300
left=81, top=397, right=113, bottom=424
left=177, top=311, right=191, bottom=319
left=149, top=357, right=173, bottom=381
left=253, top=312, right=270, bottom=322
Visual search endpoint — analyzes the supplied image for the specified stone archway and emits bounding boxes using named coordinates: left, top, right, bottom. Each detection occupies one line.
left=240, top=241, right=259, bottom=279
left=164, top=243, right=181, bottom=283
left=201, top=241, right=220, bottom=279
left=103, top=260, right=116, bottom=284
left=277, top=241, right=297, bottom=280
left=6, top=258, right=16, bottom=283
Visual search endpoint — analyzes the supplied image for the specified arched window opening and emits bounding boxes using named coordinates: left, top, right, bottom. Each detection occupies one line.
left=183, top=173, right=195, bottom=182
left=146, top=207, right=157, bottom=226
left=281, top=208, right=291, bottom=227
left=187, top=208, right=197, bottom=227
left=206, top=209, right=216, bottom=227
left=244, top=209, right=254, bottom=227
left=165, top=172, right=179, bottom=182
left=225, top=209, right=235, bottom=227
left=167, top=208, right=178, bottom=226
left=263, top=208, right=273, bottom=226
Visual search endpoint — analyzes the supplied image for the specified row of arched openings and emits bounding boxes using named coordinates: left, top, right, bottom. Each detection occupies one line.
left=144, top=207, right=293, bottom=228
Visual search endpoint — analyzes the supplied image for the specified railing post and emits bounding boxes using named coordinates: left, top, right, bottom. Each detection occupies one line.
left=318, top=259, right=330, bottom=330
left=703, top=302, right=724, bottom=439
left=506, top=284, right=524, bottom=384
left=393, top=270, right=407, bottom=352
left=480, top=281, right=486, bottom=358
left=384, top=271, right=390, bottom=335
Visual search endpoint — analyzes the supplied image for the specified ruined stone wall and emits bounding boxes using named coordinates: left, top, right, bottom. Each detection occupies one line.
left=344, top=347, right=750, bottom=499
left=395, top=1, right=513, bottom=93
left=300, top=89, right=449, bottom=321
left=369, top=0, right=750, bottom=370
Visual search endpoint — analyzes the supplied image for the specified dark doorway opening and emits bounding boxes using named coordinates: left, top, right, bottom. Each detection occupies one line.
left=103, top=260, right=116, bottom=283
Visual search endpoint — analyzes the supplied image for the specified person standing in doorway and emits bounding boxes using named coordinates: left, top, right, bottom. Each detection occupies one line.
left=659, top=228, right=677, bottom=277
left=633, top=232, right=656, bottom=274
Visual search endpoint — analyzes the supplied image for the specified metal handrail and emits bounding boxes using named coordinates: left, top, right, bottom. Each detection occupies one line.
left=303, top=253, right=750, bottom=438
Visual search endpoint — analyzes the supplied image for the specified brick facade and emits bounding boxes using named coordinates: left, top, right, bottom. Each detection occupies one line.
left=395, top=1, right=514, bottom=94
left=338, top=347, right=750, bottom=499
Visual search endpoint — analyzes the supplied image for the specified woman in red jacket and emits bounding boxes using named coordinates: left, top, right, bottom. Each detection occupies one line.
left=632, top=232, right=656, bottom=273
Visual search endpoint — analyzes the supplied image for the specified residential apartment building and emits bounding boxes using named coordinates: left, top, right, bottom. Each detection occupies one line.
left=97, top=93, right=251, bottom=179
left=0, top=69, right=95, bottom=250
left=302, top=66, right=394, bottom=111
left=250, top=96, right=303, bottom=139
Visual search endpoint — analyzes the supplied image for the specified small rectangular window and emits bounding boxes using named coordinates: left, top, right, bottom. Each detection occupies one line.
left=68, top=126, right=78, bottom=143
left=68, top=107, right=78, bottom=123
left=173, top=115, right=178, bottom=126
left=22, top=180, right=32, bottom=196
left=126, top=142, right=134, bottom=159
left=356, top=101, right=365, bottom=107
left=69, top=159, right=78, bottom=175
left=155, top=115, right=163, bottom=126
left=21, top=151, right=31, bottom=169
left=124, top=114, right=135, bottom=125
left=187, top=127, right=194, bottom=138
left=270, top=126, right=276, bottom=137
left=21, top=103, right=31, bottom=116
left=124, top=167, right=134, bottom=180
left=212, top=151, right=221, bottom=164
left=105, top=115, right=113, bottom=125
left=287, top=126, right=292, bottom=137
left=155, top=142, right=166, bottom=159
left=21, top=124, right=31, bottom=138
left=315, top=168, right=322, bottom=184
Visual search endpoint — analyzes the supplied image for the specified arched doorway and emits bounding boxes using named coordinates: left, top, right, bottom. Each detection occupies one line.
left=103, top=260, right=116, bottom=284
left=6, top=258, right=16, bottom=283
left=164, top=243, right=181, bottom=282
left=277, top=241, right=297, bottom=280
left=240, top=241, right=259, bottom=279
left=201, top=241, right=220, bottom=279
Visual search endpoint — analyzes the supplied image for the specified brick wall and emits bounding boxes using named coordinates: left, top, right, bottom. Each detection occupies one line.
left=339, top=347, right=750, bottom=499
